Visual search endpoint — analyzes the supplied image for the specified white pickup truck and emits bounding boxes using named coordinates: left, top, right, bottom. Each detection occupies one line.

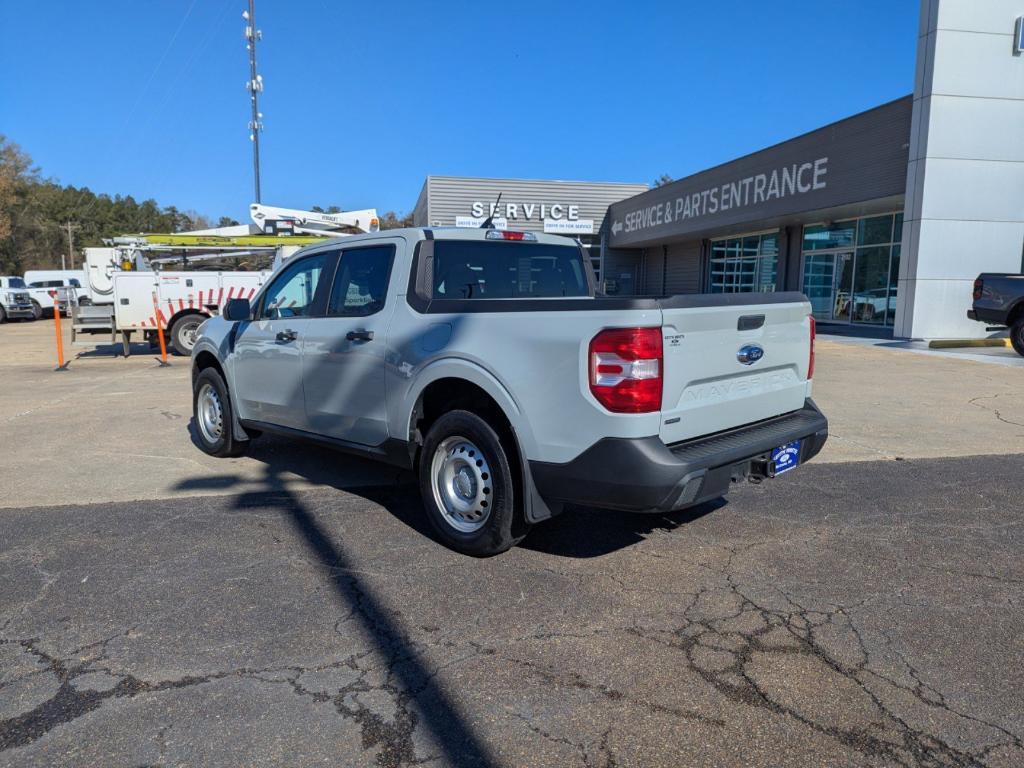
left=0, top=277, right=36, bottom=322
left=191, top=227, right=827, bottom=555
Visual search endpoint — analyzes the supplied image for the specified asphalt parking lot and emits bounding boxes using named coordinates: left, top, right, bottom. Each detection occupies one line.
left=2, top=319, right=1023, bottom=767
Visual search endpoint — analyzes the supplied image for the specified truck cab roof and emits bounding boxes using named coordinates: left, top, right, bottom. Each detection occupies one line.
left=295, top=227, right=582, bottom=250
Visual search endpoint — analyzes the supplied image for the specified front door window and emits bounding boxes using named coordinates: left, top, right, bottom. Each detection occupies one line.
left=258, top=253, right=328, bottom=319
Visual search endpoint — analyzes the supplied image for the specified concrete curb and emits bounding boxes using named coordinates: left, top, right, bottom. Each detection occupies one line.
left=928, top=338, right=1010, bottom=349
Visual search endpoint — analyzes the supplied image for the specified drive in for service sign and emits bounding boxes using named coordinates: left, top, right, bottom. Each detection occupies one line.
left=606, top=97, right=911, bottom=248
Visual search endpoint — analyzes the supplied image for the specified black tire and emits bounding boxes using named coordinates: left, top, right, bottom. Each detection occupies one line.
left=0, top=304, right=6, bottom=323
left=30, top=300, right=43, bottom=321
left=1010, top=319, right=1024, bottom=358
left=171, top=314, right=205, bottom=357
left=418, top=409, right=527, bottom=556
left=192, top=368, right=248, bottom=458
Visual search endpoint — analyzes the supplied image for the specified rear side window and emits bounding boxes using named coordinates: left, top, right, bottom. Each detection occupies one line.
left=328, top=245, right=394, bottom=317
left=432, top=241, right=589, bottom=299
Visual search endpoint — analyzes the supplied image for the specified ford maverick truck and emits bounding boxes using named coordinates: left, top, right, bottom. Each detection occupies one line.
left=191, top=227, right=828, bottom=555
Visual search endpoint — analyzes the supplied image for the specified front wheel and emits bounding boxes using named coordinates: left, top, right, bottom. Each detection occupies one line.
left=30, top=300, right=43, bottom=320
left=171, top=314, right=205, bottom=356
left=418, top=410, right=527, bottom=556
left=192, top=368, right=248, bottom=457
left=0, top=305, right=6, bottom=323
left=1010, top=319, right=1024, bottom=358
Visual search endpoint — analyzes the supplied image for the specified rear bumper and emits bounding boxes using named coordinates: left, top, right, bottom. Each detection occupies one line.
left=530, top=399, right=828, bottom=513
left=968, top=307, right=1006, bottom=326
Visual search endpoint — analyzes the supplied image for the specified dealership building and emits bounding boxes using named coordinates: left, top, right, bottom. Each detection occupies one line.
left=415, top=0, right=1024, bottom=339
left=413, top=175, right=649, bottom=291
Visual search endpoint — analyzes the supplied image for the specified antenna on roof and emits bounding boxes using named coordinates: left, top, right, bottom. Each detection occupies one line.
left=480, top=193, right=503, bottom=229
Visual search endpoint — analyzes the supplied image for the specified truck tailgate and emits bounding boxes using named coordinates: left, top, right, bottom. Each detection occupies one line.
left=659, top=293, right=812, bottom=445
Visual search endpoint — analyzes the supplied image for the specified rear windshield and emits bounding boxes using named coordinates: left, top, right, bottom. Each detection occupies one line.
left=432, top=241, right=590, bottom=299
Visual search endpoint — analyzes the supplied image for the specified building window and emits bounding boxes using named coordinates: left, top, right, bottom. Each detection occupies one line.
left=708, top=233, right=779, bottom=293
left=801, top=213, right=902, bottom=326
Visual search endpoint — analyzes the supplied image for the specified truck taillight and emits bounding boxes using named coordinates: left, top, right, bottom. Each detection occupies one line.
left=808, top=315, right=816, bottom=380
left=588, top=327, right=663, bottom=413
left=973, top=278, right=983, bottom=301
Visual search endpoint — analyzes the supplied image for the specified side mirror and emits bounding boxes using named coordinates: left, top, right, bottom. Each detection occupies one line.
left=223, top=297, right=251, bottom=322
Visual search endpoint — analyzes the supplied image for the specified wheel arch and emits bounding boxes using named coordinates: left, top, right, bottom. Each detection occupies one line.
left=191, top=348, right=224, bottom=385
left=401, top=361, right=558, bottom=524
left=167, top=308, right=210, bottom=331
left=1006, top=298, right=1024, bottom=327
left=191, top=347, right=252, bottom=442
left=399, top=360, right=533, bottom=454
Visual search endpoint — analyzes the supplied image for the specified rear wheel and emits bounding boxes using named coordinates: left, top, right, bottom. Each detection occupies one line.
left=418, top=410, right=526, bottom=556
left=30, top=300, right=43, bottom=320
left=192, top=368, right=248, bottom=458
left=1010, top=319, right=1024, bottom=357
left=171, top=314, right=205, bottom=356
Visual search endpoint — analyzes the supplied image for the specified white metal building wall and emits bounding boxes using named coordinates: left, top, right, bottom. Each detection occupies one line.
left=664, top=241, right=702, bottom=294
left=413, top=176, right=649, bottom=233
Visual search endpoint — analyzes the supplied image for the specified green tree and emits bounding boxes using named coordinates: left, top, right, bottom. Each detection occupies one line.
left=378, top=210, right=414, bottom=230
left=0, top=135, right=236, bottom=272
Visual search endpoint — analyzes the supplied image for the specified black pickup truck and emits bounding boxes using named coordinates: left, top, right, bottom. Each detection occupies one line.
left=969, top=273, right=1024, bottom=356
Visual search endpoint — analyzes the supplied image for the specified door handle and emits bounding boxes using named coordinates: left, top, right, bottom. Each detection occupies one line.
left=346, top=330, right=374, bottom=342
left=276, top=328, right=298, bottom=342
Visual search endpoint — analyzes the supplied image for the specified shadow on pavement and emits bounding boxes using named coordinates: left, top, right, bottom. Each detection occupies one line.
left=519, top=499, right=725, bottom=558
left=183, top=416, right=725, bottom=561
left=175, top=440, right=496, bottom=767
left=73, top=342, right=165, bottom=358
left=173, top=409, right=732, bottom=759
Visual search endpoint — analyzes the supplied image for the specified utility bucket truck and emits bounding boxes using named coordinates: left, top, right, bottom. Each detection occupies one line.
left=69, top=204, right=379, bottom=356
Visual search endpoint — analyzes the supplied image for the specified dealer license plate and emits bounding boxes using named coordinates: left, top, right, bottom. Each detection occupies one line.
left=771, top=440, right=801, bottom=475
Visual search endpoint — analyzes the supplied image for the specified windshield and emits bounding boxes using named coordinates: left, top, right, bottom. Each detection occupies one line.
left=8, top=278, right=26, bottom=288
left=432, top=241, right=590, bottom=299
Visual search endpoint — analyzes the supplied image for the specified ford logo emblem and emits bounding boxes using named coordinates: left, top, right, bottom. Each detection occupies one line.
left=737, top=344, right=764, bottom=365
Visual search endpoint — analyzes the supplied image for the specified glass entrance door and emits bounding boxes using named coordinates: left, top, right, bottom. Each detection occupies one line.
left=803, top=252, right=853, bottom=322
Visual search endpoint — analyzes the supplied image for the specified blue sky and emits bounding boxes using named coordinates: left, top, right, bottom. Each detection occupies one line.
left=0, top=1, right=919, bottom=221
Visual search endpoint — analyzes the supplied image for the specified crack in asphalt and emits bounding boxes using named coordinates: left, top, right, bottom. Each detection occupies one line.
left=0, top=630, right=442, bottom=766
left=968, top=394, right=1024, bottom=429
left=2, top=457, right=1023, bottom=766
left=621, top=545, right=1023, bottom=768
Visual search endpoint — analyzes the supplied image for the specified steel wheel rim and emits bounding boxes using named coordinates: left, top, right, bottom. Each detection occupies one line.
left=197, top=383, right=224, bottom=443
left=430, top=436, right=493, bottom=533
left=181, top=320, right=200, bottom=351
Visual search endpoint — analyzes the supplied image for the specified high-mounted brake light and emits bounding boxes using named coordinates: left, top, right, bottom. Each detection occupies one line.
left=588, top=327, right=663, bottom=413
left=485, top=230, right=537, bottom=241
left=808, top=315, right=816, bottom=380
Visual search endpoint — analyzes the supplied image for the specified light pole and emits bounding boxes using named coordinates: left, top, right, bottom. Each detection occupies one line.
left=243, top=1, right=263, bottom=203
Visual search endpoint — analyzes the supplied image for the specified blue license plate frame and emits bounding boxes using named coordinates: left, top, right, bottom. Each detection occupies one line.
left=771, top=440, right=802, bottom=475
